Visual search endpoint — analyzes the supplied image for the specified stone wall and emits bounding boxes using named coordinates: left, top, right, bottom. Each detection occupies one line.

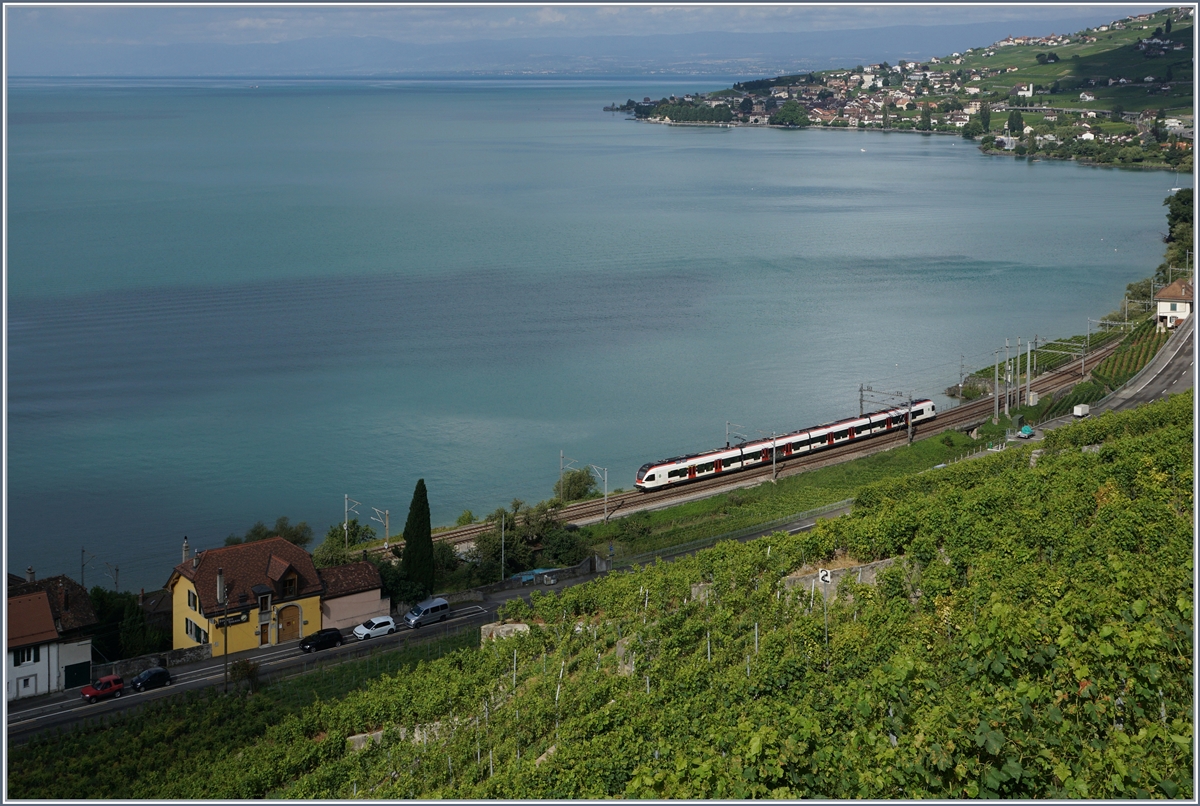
left=91, top=643, right=212, bottom=681
left=782, top=557, right=898, bottom=603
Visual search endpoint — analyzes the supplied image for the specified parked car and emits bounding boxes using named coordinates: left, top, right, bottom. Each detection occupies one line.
left=299, top=628, right=344, bottom=653
left=403, top=597, right=450, bottom=629
left=130, top=667, right=172, bottom=692
left=353, top=616, right=396, bottom=640
left=1016, top=425, right=1036, bottom=439
left=81, top=674, right=124, bottom=704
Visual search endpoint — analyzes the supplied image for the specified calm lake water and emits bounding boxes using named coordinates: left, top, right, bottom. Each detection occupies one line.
left=7, top=78, right=1188, bottom=591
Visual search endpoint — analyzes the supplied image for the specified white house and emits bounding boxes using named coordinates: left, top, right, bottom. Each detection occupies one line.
left=1155, top=279, right=1193, bottom=328
left=7, top=571, right=97, bottom=701
left=1080, top=92, right=1096, bottom=101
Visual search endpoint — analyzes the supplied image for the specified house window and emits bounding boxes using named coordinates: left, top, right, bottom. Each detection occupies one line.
left=258, top=594, right=271, bottom=613
left=1170, top=302, right=1178, bottom=311
left=185, top=618, right=209, bottom=645
left=188, top=589, right=197, bottom=611
left=13, top=646, right=39, bottom=666
left=283, top=577, right=296, bottom=598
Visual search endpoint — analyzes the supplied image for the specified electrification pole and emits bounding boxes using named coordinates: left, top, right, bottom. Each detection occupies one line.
left=993, top=351, right=1000, bottom=423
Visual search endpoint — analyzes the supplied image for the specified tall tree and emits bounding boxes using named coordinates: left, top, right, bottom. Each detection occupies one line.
left=919, top=103, right=932, bottom=131
left=979, top=102, right=991, bottom=131
left=401, top=479, right=434, bottom=596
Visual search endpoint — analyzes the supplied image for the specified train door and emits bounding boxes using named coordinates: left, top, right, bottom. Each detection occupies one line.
left=848, top=426, right=856, bottom=440
left=784, top=442, right=793, bottom=456
left=826, top=432, right=834, bottom=446
left=886, top=416, right=892, bottom=430
left=715, top=458, right=723, bottom=472
left=687, top=464, right=696, bottom=480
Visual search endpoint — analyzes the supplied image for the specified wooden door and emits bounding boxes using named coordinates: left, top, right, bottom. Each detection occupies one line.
left=278, top=606, right=300, bottom=642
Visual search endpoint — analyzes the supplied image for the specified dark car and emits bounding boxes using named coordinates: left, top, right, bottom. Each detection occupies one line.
left=299, top=627, right=344, bottom=653
left=130, top=666, right=172, bottom=692
left=81, top=674, right=124, bottom=704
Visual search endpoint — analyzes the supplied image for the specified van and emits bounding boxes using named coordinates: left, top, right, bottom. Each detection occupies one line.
left=404, top=597, right=450, bottom=628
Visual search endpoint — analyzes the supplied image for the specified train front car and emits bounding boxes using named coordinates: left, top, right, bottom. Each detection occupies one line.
left=635, top=462, right=669, bottom=491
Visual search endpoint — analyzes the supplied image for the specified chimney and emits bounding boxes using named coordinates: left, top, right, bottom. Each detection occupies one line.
left=182, top=536, right=190, bottom=565
left=216, top=568, right=225, bottom=606
left=139, top=588, right=145, bottom=607
left=26, top=566, right=34, bottom=583
left=192, top=553, right=200, bottom=569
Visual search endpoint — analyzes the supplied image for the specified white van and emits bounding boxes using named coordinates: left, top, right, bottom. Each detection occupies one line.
left=404, top=597, right=450, bottom=628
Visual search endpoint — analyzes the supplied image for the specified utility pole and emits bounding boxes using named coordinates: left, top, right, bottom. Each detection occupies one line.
left=589, top=465, right=610, bottom=520
left=500, top=513, right=505, bottom=583
left=218, top=568, right=230, bottom=694
left=1016, top=337, right=1021, bottom=407
left=859, top=384, right=864, bottom=417
left=993, top=350, right=1000, bottom=423
left=959, top=354, right=965, bottom=398
left=907, top=396, right=914, bottom=444
left=1026, top=340, right=1032, bottom=407
left=559, top=451, right=577, bottom=501
left=344, top=494, right=361, bottom=549
left=726, top=421, right=744, bottom=449
left=371, top=507, right=389, bottom=544
left=1004, top=338, right=1010, bottom=415
left=81, top=548, right=97, bottom=589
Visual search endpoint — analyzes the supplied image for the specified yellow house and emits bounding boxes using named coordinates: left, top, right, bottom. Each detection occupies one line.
left=165, top=536, right=323, bottom=656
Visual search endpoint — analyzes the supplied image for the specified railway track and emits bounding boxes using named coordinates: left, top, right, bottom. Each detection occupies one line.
left=370, top=339, right=1119, bottom=555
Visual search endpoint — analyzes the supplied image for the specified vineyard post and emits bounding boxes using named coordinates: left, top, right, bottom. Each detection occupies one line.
left=707, top=631, right=711, bottom=662
left=755, top=623, right=759, bottom=655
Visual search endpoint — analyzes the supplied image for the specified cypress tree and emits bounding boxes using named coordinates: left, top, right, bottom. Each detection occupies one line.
left=401, top=478, right=435, bottom=597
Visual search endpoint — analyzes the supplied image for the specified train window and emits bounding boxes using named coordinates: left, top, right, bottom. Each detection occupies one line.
left=834, top=430, right=849, bottom=440
left=644, top=474, right=655, bottom=482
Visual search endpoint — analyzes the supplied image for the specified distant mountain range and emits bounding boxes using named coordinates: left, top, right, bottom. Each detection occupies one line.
left=10, top=15, right=1128, bottom=77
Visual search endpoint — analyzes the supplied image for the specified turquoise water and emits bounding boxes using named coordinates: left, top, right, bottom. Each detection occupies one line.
left=7, top=78, right=1186, bottom=591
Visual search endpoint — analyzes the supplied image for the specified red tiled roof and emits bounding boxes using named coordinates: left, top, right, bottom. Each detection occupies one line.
left=318, top=562, right=383, bottom=600
left=266, top=555, right=292, bottom=582
left=7, top=575, right=98, bottom=633
left=166, top=537, right=321, bottom=617
left=8, top=591, right=59, bottom=649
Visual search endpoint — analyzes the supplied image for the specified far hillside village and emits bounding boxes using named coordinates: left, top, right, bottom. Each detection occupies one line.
left=615, top=7, right=1194, bottom=171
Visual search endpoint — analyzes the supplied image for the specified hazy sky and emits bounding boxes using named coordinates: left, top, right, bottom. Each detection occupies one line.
left=8, top=4, right=1160, bottom=47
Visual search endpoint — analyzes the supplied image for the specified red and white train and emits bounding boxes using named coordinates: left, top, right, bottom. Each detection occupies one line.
left=634, top=400, right=937, bottom=491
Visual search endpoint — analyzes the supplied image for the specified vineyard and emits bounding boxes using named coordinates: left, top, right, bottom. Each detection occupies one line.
left=8, top=392, right=1193, bottom=799
left=1090, top=319, right=1172, bottom=392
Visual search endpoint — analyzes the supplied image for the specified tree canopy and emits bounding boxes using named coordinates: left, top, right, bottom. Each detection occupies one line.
left=768, top=100, right=810, bottom=127
left=401, top=479, right=434, bottom=597
left=225, top=516, right=313, bottom=548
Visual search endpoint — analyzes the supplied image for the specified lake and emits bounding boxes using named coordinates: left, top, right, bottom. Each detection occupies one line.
left=6, top=77, right=1187, bottom=591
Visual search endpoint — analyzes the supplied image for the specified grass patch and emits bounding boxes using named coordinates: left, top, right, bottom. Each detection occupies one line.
left=583, top=428, right=980, bottom=558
